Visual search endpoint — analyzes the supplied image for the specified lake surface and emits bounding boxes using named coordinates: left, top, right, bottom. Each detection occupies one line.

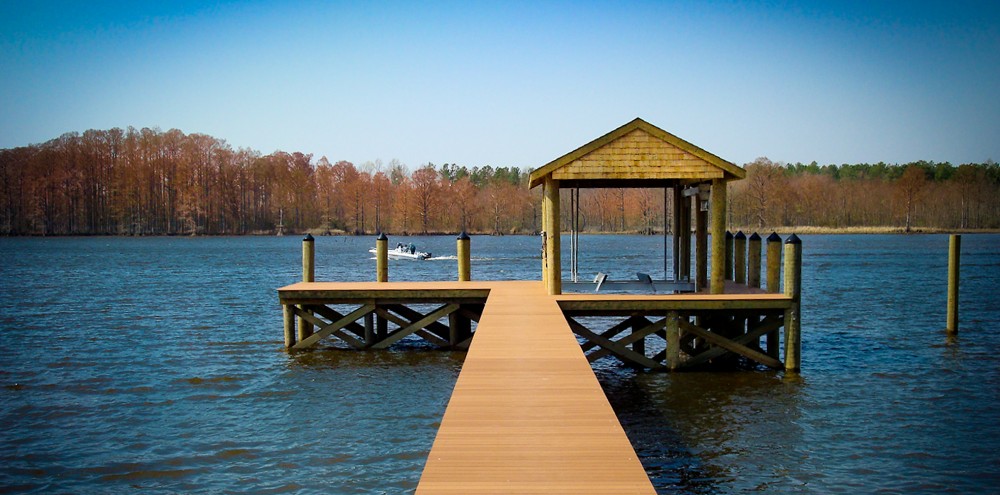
left=2, top=234, right=998, bottom=494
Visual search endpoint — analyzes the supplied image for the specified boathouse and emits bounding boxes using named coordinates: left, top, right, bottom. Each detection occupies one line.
left=529, top=117, right=745, bottom=295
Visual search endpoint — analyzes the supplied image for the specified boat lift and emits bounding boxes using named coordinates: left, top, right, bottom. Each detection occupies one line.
left=562, top=186, right=708, bottom=294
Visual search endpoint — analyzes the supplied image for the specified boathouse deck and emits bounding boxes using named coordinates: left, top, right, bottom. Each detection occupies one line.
left=278, top=280, right=796, bottom=493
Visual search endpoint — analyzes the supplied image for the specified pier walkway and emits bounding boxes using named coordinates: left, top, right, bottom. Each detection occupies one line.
left=414, top=281, right=654, bottom=494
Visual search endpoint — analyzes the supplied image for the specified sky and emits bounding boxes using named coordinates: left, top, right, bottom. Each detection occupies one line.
left=1, top=1, right=998, bottom=170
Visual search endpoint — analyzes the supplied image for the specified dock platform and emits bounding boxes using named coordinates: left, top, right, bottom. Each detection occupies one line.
left=278, top=280, right=797, bottom=493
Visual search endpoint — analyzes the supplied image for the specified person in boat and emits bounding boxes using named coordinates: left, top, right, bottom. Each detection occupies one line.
left=396, top=242, right=403, bottom=251
left=408, top=243, right=416, bottom=254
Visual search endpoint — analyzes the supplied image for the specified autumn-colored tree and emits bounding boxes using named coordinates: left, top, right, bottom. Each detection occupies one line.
left=743, top=157, right=784, bottom=228
left=372, top=170, right=391, bottom=233
left=451, top=176, right=478, bottom=231
left=411, top=164, right=439, bottom=234
left=895, top=165, right=927, bottom=232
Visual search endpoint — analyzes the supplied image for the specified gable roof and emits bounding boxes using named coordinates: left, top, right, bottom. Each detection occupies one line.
left=528, top=118, right=745, bottom=188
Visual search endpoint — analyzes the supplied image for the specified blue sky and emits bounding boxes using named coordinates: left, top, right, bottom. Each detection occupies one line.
left=2, top=1, right=998, bottom=169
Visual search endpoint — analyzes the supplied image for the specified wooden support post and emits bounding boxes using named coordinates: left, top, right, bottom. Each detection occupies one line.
left=283, top=304, right=296, bottom=348
left=666, top=311, right=680, bottom=370
left=672, top=186, right=681, bottom=280
left=449, top=309, right=472, bottom=349
left=747, top=232, right=763, bottom=353
left=783, top=234, right=802, bottom=373
left=734, top=231, right=746, bottom=285
left=364, top=313, right=375, bottom=346
left=680, top=195, right=691, bottom=281
left=543, top=177, right=561, bottom=295
left=376, top=232, right=388, bottom=282
left=947, top=234, right=960, bottom=334
left=302, top=233, right=315, bottom=282
left=457, top=231, right=471, bottom=281
left=632, top=318, right=646, bottom=357
left=766, top=232, right=782, bottom=293
left=377, top=310, right=388, bottom=341
left=765, top=232, right=782, bottom=359
left=298, top=234, right=315, bottom=339
left=695, top=197, right=708, bottom=291
left=710, top=178, right=727, bottom=294
left=725, top=231, right=734, bottom=281
left=748, top=233, right=761, bottom=288
left=541, top=183, right=548, bottom=282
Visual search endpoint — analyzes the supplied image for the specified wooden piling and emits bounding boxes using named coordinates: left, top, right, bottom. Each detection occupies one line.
left=710, top=179, right=727, bottom=294
left=299, top=234, right=315, bottom=340
left=680, top=195, right=691, bottom=280
left=947, top=234, right=960, bottom=334
left=632, top=319, right=646, bottom=357
left=725, top=231, right=734, bottom=281
left=666, top=311, right=680, bottom=370
left=765, top=232, right=782, bottom=359
left=695, top=199, right=708, bottom=291
left=457, top=231, right=471, bottom=281
left=283, top=303, right=296, bottom=348
left=766, top=232, right=782, bottom=293
left=543, top=177, right=561, bottom=295
left=376, top=232, right=388, bottom=283
left=748, top=233, right=761, bottom=288
left=734, top=231, right=746, bottom=284
left=783, top=234, right=802, bottom=372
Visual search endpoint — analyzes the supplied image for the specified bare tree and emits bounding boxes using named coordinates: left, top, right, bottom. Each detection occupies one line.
left=896, top=165, right=927, bottom=232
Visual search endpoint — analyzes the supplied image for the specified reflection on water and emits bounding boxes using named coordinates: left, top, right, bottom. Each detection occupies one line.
left=1, top=234, right=999, bottom=493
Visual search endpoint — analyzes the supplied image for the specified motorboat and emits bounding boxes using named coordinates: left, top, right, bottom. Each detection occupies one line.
left=369, top=242, right=433, bottom=260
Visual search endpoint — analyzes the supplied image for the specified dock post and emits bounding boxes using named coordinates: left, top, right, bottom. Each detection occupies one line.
left=725, top=231, right=734, bottom=281
left=457, top=231, right=471, bottom=281
left=376, top=232, right=388, bottom=282
left=710, top=178, right=727, bottom=294
left=695, top=198, right=708, bottom=291
left=666, top=311, right=680, bottom=370
left=299, top=234, right=315, bottom=341
left=283, top=304, right=296, bottom=348
left=766, top=232, right=782, bottom=292
left=734, top=231, right=746, bottom=284
left=748, top=233, right=761, bottom=288
left=543, top=177, right=561, bottom=295
left=947, top=234, right=961, bottom=334
left=783, top=234, right=802, bottom=373
left=765, top=232, right=782, bottom=359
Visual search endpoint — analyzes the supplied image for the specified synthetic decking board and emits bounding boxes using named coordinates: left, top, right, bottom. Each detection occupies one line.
left=415, top=281, right=656, bottom=494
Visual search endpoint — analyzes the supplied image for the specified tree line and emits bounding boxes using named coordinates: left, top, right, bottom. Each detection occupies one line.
left=728, top=157, right=1000, bottom=232
left=1, top=127, right=997, bottom=236
left=0, top=127, right=539, bottom=236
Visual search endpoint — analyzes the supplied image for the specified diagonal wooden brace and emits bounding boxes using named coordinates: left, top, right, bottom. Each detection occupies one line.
left=375, top=307, right=454, bottom=348
left=587, top=317, right=665, bottom=362
left=681, top=316, right=784, bottom=368
left=372, top=304, right=460, bottom=350
left=566, top=317, right=662, bottom=369
left=292, top=304, right=374, bottom=349
left=580, top=315, right=644, bottom=352
left=679, top=318, right=783, bottom=369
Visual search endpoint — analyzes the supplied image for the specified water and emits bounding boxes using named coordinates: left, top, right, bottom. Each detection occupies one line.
left=1, top=234, right=998, bottom=493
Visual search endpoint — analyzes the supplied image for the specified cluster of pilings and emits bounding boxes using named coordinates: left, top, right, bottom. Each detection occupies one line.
left=710, top=230, right=801, bottom=370
left=721, top=230, right=790, bottom=292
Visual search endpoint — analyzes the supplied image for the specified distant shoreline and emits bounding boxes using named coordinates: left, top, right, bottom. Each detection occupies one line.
left=5, top=226, right=999, bottom=238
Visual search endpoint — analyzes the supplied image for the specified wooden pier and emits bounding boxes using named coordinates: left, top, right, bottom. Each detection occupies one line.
left=278, top=276, right=799, bottom=493
left=277, top=118, right=805, bottom=491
